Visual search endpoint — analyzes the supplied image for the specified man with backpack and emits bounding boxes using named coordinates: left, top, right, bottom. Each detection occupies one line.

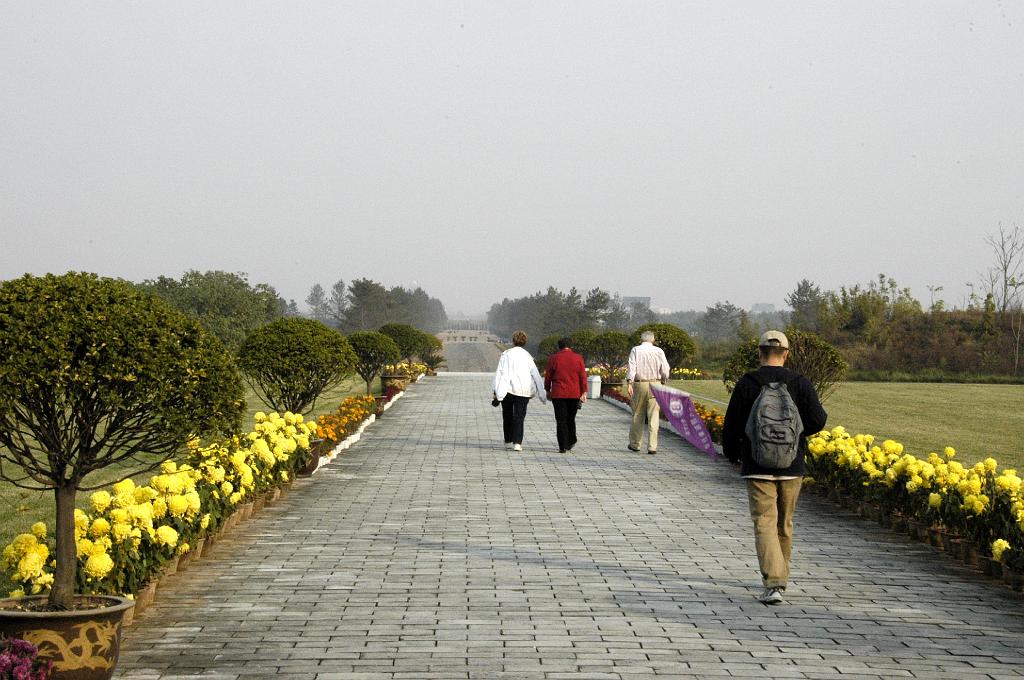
left=723, top=330, right=827, bottom=605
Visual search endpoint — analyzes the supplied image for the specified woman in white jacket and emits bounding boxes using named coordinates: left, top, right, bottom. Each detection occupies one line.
left=493, top=330, right=546, bottom=451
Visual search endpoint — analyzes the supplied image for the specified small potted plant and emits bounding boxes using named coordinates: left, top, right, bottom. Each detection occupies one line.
left=0, top=273, right=243, bottom=679
left=0, top=635, right=53, bottom=679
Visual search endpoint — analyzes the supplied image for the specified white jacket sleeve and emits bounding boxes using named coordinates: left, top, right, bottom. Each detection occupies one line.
left=493, top=352, right=510, bottom=401
left=531, top=364, right=546, bottom=403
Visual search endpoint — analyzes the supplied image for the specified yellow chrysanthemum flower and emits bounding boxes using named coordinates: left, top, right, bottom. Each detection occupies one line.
left=155, top=525, right=178, bottom=548
left=111, top=523, right=133, bottom=543
left=167, top=495, right=189, bottom=517
left=84, top=551, right=115, bottom=579
left=992, top=539, right=1011, bottom=563
left=90, top=518, right=111, bottom=538
left=90, top=490, right=113, bottom=514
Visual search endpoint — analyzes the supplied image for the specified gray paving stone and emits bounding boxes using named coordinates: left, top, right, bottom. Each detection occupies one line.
left=115, top=374, right=1024, bottom=679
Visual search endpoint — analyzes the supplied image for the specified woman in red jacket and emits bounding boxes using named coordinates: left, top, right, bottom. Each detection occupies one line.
left=543, top=337, right=588, bottom=453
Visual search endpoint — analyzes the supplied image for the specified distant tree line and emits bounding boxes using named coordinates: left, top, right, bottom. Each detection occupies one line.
left=306, top=278, right=447, bottom=334
left=486, top=287, right=656, bottom=344
left=138, top=271, right=448, bottom=352
left=483, top=226, right=1023, bottom=380
left=138, top=270, right=298, bottom=350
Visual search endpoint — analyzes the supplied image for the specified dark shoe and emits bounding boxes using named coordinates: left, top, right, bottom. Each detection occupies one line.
left=647, top=450, right=657, bottom=455
left=559, top=449, right=566, bottom=453
left=627, top=445, right=640, bottom=452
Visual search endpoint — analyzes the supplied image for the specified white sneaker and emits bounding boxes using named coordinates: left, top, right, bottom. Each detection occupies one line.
left=758, top=587, right=784, bottom=605
left=513, top=444, right=522, bottom=452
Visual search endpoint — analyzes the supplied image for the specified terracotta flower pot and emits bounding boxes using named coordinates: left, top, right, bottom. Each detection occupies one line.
left=1003, top=564, right=1024, bottom=591
left=961, top=544, right=979, bottom=568
left=297, top=439, right=330, bottom=476
left=134, top=581, right=157, bottom=612
left=0, top=594, right=134, bottom=680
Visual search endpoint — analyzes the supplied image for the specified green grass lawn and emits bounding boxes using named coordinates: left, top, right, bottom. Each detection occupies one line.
left=670, top=379, right=1024, bottom=470
left=0, top=377, right=366, bottom=594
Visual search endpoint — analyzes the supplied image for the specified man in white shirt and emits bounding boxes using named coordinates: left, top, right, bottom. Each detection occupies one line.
left=625, top=330, right=670, bottom=454
left=493, top=330, right=546, bottom=452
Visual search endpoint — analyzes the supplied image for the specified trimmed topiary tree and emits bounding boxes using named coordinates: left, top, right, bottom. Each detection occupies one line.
left=348, top=331, right=401, bottom=395
left=0, top=273, right=243, bottom=609
left=569, top=329, right=597, bottom=365
left=238, top=317, right=356, bottom=415
left=589, top=331, right=632, bottom=377
left=631, top=323, right=697, bottom=369
left=722, top=329, right=848, bottom=401
left=379, top=323, right=424, bottom=366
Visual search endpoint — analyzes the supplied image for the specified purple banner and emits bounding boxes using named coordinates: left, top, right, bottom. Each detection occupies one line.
left=650, top=384, right=719, bottom=458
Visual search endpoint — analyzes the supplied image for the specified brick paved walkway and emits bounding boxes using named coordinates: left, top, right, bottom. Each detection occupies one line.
left=115, top=374, right=1024, bottom=679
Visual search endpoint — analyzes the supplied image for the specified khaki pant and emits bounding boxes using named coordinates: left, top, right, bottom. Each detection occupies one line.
left=628, top=381, right=660, bottom=451
left=746, top=477, right=802, bottom=589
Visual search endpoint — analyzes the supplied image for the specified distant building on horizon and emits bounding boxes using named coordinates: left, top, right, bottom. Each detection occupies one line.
left=621, top=296, right=651, bottom=309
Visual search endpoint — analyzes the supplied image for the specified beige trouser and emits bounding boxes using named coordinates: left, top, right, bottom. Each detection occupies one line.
left=628, top=381, right=660, bottom=451
left=746, top=477, right=802, bottom=589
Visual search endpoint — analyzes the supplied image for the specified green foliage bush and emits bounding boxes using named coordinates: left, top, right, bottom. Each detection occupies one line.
left=589, top=331, right=632, bottom=372
left=379, top=323, right=427, bottom=364
left=0, top=272, right=243, bottom=607
left=722, top=330, right=848, bottom=401
left=238, top=317, right=356, bottom=415
left=138, top=270, right=284, bottom=350
left=631, top=323, right=697, bottom=369
left=348, top=331, right=401, bottom=394
left=569, top=329, right=597, bottom=364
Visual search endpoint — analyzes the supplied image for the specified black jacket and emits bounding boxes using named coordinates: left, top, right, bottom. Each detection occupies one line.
left=722, top=366, right=827, bottom=476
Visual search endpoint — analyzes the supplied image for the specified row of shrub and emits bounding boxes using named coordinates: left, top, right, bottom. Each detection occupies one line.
left=0, top=393, right=387, bottom=599
left=806, top=428, right=1024, bottom=572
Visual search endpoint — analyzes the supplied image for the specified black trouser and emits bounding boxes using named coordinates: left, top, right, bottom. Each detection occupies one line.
left=501, top=394, right=530, bottom=445
left=551, top=398, right=580, bottom=451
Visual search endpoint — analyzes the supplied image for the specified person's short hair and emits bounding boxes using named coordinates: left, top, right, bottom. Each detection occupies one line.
left=512, top=330, right=528, bottom=347
left=640, top=330, right=655, bottom=343
left=557, top=337, right=572, bottom=350
left=758, top=345, right=788, bottom=361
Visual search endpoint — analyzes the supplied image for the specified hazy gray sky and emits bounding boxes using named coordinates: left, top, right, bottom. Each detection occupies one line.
left=2, top=2, right=1021, bottom=317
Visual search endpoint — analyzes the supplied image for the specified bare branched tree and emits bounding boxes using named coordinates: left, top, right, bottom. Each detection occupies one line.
left=982, top=224, right=1024, bottom=373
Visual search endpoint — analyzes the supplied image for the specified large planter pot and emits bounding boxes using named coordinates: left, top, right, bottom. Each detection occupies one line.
left=381, top=375, right=407, bottom=391
left=600, top=381, right=624, bottom=396
left=297, top=439, right=330, bottom=476
left=0, top=595, right=134, bottom=680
